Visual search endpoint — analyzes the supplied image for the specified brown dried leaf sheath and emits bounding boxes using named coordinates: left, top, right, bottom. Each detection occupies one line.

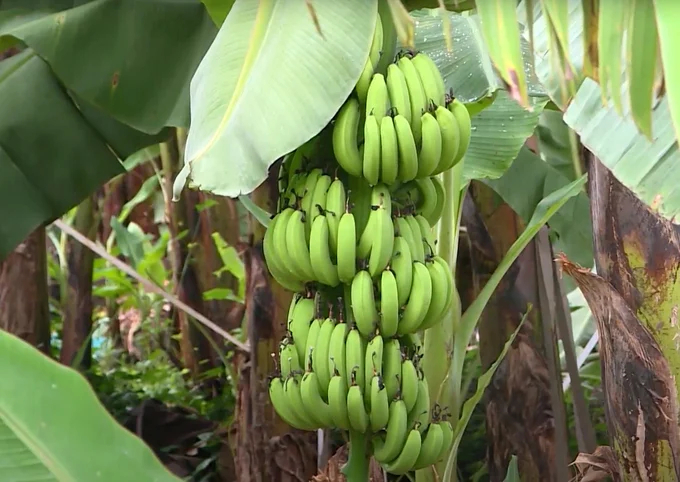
left=557, top=254, right=680, bottom=481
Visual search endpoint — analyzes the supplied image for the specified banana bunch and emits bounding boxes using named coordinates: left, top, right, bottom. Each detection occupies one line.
left=333, top=44, right=472, bottom=187
left=269, top=293, right=454, bottom=473
left=264, top=168, right=351, bottom=290
left=264, top=12, right=473, bottom=476
left=350, top=213, right=454, bottom=337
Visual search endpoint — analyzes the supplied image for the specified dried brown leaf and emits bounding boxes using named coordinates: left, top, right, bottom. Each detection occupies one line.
left=571, top=446, right=619, bottom=482
left=557, top=254, right=680, bottom=480
left=312, top=444, right=383, bottom=482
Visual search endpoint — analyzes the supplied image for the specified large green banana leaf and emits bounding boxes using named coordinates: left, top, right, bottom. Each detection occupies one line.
left=517, top=0, right=680, bottom=222
left=0, top=0, right=213, bottom=257
left=564, top=78, right=680, bottom=221
left=411, top=9, right=545, bottom=102
left=0, top=329, right=181, bottom=481
left=484, top=146, right=593, bottom=267
left=0, top=50, right=166, bottom=259
left=0, top=0, right=217, bottom=133
left=173, top=0, right=378, bottom=199
left=516, top=0, right=672, bottom=143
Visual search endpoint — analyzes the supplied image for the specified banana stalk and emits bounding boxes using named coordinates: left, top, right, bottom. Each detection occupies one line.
left=341, top=431, right=371, bottom=482
left=417, top=163, right=466, bottom=482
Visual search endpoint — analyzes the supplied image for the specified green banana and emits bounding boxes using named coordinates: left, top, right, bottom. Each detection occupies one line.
left=288, top=296, right=315, bottom=366
left=407, top=377, right=431, bottom=434
left=280, top=341, right=301, bottom=378
left=363, top=114, right=381, bottom=186
left=413, top=421, right=444, bottom=470
left=368, top=201, right=394, bottom=278
left=411, top=52, right=446, bottom=107
left=309, top=215, right=340, bottom=287
left=345, top=327, right=366, bottom=391
left=365, top=73, right=390, bottom=121
left=272, top=208, right=306, bottom=281
left=372, top=399, right=408, bottom=463
left=380, top=115, right=399, bottom=185
left=327, top=321, right=348, bottom=385
left=448, top=98, right=472, bottom=166
left=390, top=236, right=414, bottom=306
left=355, top=58, right=375, bottom=104
left=369, top=14, right=384, bottom=67
left=435, top=419, right=454, bottom=462
left=327, top=372, right=352, bottom=430
left=301, top=169, right=323, bottom=238
left=313, top=318, right=336, bottom=398
left=350, top=270, right=379, bottom=337
left=382, top=428, right=422, bottom=475
left=432, top=104, right=460, bottom=174
left=325, top=178, right=346, bottom=254
left=416, top=112, right=443, bottom=178
left=307, top=173, right=331, bottom=236
left=333, top=98, right=363, bottom=177
left=386, top=63, right=412, bottom=124
left=357, top=210, right=376, bottom=260
left=405, top=215, right=426, bottom=262
left=427, top=175, right=446, bottom=226
left=382, top=338, right=402, bottom=400
left=263, top=214, right=305, bottom=291
left=300, top=371, right=334, bottom=427
left=370, top=182, right=392, bottom=207
left=304, top=318, right=323, bottom=374
left=394, top=114, right=418, bottom=182
left=369, top=374, right=390, bottom=432
left=337, top=211, right=357, bottom=284
left=347, top=369, right=370, bottom=432
left=418, top=258, right=450, bottom=331
left=397, top=56, right=428, bottom=143
left=397, top=261, right=433, bottom=335
left=433, top=256, right=454, bottom=314
left=414, top=214, right=436, bottom=256
left=394, top=216, right=421, bottom=264
left=400, top=358, right=420, bottom=412
left=364, top=334, right=384, bottom=405
left=414, top=177, right=438, bottom=225
left=285, top=375, right=320, bottom=429
left=270, top=377, right=316, bottom=430
left=379, top=269, right=399, bottom=337
left=286, top=292, right=302, bottom=325
left=285, top=209, right=315, bottom=281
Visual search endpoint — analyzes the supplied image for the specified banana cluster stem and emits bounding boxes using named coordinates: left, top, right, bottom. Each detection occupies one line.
left=342, top=431, right=371, bottom=482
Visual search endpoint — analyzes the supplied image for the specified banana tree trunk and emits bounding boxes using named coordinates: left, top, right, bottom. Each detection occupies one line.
left=564, top=156, right=680, bottom=480
left=233, top=165, right=317, bottom=482
left=465, top=183, right=562, bottom=481
left=0, top=226, right=51, bottom=354
left=60, top=195, right=100, bottom=369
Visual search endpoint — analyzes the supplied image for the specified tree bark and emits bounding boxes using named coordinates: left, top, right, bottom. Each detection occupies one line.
left=466, top=182, right=560, bottom=481
left=0, top=226, right=51, bottom=354
left=60, top=196, right=100, bottom=369
left=160, top=131, right=245, bottom=385
left=161, top=138, right=205, bottom=376
left=579, top=155, right=680, bottom=480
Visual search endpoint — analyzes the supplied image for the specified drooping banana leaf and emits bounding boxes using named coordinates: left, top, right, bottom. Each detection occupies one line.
left=0, top=50, right=167, bottom=259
